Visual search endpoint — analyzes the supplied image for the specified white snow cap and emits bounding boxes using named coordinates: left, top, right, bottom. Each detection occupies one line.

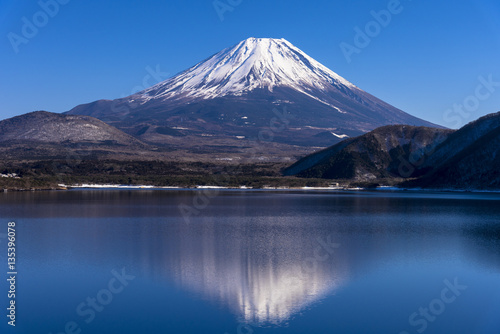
left=140, top=37, right=358, bottom=102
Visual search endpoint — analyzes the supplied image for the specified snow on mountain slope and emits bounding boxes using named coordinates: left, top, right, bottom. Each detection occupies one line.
left=139, top=38, right=356, bottom=109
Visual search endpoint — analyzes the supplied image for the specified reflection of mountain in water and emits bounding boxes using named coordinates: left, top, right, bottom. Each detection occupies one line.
left=12, top=191, right=500, bottom=327
left=164, top=216, right=349, bottom=325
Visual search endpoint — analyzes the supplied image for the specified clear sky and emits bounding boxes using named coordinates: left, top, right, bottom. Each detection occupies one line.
left=1, top=0, right=499, bottom=128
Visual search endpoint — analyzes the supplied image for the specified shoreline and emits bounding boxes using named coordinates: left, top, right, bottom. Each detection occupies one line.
left=2, top=183, right=498, bottom=195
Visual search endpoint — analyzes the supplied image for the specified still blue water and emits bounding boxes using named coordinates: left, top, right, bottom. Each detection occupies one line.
left=0, top=189, right=499, bottom=334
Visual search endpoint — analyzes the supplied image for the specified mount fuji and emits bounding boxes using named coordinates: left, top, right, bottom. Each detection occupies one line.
left=67, top=38, right=440, bottom=159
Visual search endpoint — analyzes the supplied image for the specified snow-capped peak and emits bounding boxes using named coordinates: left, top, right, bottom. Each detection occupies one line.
left=139, top=37, right=358, bottom=103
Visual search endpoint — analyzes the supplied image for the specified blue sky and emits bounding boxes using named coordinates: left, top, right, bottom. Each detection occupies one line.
left=1, top=0, right=499, bottom=128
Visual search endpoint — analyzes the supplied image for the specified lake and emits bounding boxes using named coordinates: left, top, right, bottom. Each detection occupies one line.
left=0, top=189, right=499, bottom=334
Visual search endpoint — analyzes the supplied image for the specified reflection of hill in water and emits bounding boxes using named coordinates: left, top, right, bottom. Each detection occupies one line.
left=165, top=217, right=350, bottom=325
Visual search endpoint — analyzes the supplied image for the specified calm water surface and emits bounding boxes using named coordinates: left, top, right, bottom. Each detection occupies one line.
left=0, top=189, right=499, bottom=334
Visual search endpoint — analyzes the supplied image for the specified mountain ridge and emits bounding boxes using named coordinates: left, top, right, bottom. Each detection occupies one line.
left=0, top=111, right=146, bottom=145
left=284, top=125, right=453, bottom=179
left=0, top=111, right=155, bottom=160
left=285, top=112, right=500, bottom=190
